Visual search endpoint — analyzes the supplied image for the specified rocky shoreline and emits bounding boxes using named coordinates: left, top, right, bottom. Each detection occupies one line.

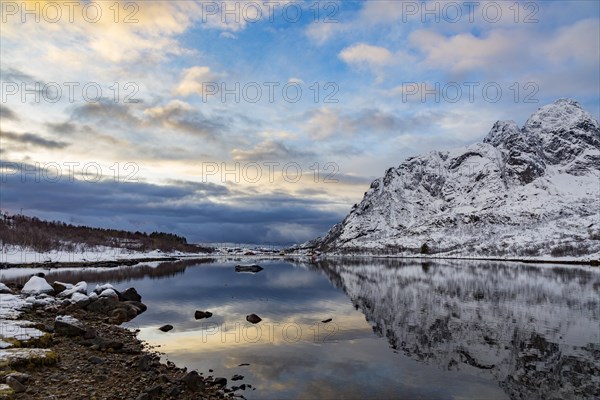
left=0, top=276, right=243, bottom=399
left=0, top=257, right=181, bottom=271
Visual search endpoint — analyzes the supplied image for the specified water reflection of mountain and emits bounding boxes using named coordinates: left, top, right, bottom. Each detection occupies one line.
left=313, top=259, right=600, bottom=400
left=8, top=259, right=216, bottom=285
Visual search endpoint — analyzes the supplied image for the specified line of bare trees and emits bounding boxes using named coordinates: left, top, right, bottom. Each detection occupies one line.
left=0, top=211, right=214, bottom=253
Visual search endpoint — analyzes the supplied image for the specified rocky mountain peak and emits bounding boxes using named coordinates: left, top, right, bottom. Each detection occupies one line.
left=310, top=100, right=600, bottom=257
left=483, top=120, right=521, bottom=147
left=522, top=98, right=600, bottom=168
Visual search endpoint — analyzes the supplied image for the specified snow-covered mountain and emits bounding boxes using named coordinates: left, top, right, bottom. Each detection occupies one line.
left=310, top=99, right=600, bottom=258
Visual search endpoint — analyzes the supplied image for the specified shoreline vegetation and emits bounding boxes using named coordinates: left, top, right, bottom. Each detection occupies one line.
left=1, top=253, right=598, bottom=270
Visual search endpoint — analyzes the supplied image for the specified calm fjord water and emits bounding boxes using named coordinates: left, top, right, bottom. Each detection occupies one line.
left=4, top=259, right=599, bottom=399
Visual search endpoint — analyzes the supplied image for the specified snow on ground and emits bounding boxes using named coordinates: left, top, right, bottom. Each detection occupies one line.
left=0, top=245, right=209, bottom=265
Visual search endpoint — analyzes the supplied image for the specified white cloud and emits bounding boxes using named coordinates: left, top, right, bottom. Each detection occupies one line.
left=542, top=19, right=600, bottom=66
left=409, top=29, right=517, bottom=75
left=339, top=43, right=393, bottom=67
left=304, top=107, right=341, bottom=140
left=175, top=66, right=221, bottom=97
left=258, top=130, right=298, bottom=140
left=220, top=32, right=238, bottom=39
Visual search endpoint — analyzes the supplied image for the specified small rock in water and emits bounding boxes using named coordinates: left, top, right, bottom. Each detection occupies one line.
left=321, top=318, right=333, bottom=323
left=231, top=374, right=244, bottom=381
left=238, top=363, right=250, bottom=366
left=246, top=314, right=262, bottom=324
left=235, top=265, right=264, bottom=273
left=159, top=324, right=173, bottom=332
left=194, top=310, right=213, bottom=320
left=213, top=377, right=227, bottom=387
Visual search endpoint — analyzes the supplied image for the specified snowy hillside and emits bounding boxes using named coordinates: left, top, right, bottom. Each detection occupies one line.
left=310, top=99, right=600, bottom=258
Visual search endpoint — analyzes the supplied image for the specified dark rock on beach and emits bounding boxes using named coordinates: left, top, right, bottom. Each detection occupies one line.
left=54, top=315, right=87, bottom=337
left=159, top=324, right=174, bottom=332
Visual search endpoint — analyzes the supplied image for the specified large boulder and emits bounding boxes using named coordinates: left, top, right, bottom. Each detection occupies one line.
left=86, top=297, right=120, bottom=314
left=54, top=315, right=87, bottom=337
left=21, top=276, right=54, bottom=295
left=121, top=287, right=142, bottom=302
left=69, top=292, right=91, bottom=308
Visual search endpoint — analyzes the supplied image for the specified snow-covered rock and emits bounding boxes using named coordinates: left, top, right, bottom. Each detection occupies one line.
left=93, top=283, right=115, bottom=295
left=58, top=281, right=87, bottom=298
left=54, top=315, right=86, bottom=336
left=20, top=276, right=54, bottom=295
left=0, top=283, right=12, bottom=294
left=99, top=288, right=119, bottom=300
left=69, top=292, right=91, bottom=308
left=311, top=99, right=600, bottom=258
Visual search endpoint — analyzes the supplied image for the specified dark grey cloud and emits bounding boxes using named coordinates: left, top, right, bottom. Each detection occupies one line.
left=67, top=98, right=232, bottom=141
left=0, top=161, right=342, bottom=244
left=0, top=105, right=19, bottom=121
left=142, top=101, right=231, bottom=140
left=232, top=140, right=315, bottom=162
left=304, top=107, right=451, bottom=139
left=0, top=67, right=35, bottom=82
left=1, top=130, right=69, bottom=149
left=72, top=98, right=141, bottom=127
left=45, top=121, right=79, bottom=135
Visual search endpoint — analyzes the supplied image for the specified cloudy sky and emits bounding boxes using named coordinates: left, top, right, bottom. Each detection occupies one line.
left=1, top=0, right=599, bottom=244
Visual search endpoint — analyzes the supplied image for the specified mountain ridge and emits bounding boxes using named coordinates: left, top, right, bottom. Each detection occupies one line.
left=308, top=99, right=600, bottom=258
